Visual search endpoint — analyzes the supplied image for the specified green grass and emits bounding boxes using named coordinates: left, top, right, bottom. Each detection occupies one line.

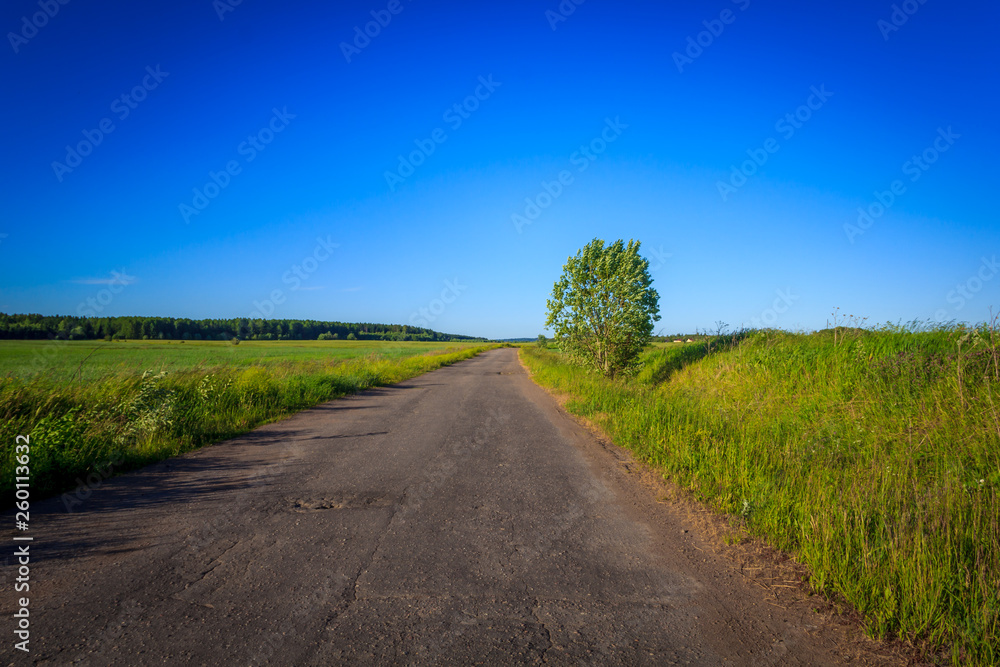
left=1, top=340, right=500, bottom=503
left=521, top=326, right=999, bottom=665
left=0, top=338, right=470, bottom=383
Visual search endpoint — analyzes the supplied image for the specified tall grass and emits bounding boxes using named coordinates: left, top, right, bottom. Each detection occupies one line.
left=1, top=344, right=500, bottom=502
left=521, top=325, right=999, bottom=664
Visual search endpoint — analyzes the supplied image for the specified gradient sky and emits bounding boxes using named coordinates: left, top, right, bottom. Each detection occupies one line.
left=1, top=0, right=997, bottom=338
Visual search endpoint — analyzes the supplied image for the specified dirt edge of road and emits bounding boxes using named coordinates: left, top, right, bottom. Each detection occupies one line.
left=516, top=348, right=930, bottom=667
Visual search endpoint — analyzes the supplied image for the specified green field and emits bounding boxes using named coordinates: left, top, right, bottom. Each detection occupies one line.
left=1, top=340, right=499, bottom=502
left=0, top=339, right=474, bottom=383
left=522, top=326, right=999, bottom=665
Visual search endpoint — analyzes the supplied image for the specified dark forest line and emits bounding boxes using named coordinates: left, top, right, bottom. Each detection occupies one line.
left=0, top=313, right=484, bottom=342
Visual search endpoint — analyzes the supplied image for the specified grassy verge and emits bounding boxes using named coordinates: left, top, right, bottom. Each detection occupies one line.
left=2, top=343, right=501, bottom=503
left=521, top=328, right=998, bottom=664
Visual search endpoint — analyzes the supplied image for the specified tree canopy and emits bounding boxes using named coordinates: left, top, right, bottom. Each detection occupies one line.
left=545, top=238, right=660, bottom=378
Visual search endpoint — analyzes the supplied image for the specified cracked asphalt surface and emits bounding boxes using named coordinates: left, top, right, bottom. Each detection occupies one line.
left=4, top=348, right=857, bottom=665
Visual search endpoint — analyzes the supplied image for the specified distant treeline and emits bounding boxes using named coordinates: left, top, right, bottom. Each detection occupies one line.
left=0, top=313, right=484, bottom=342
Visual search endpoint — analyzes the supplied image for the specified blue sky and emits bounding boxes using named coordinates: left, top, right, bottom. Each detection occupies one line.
left=1, top=0, right=997, bottom=338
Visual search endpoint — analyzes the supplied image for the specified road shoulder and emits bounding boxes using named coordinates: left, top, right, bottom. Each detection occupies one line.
left=515, top=347, right=917, bottom=667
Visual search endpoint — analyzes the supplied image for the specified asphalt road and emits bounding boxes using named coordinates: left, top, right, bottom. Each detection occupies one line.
left=5, top=348, right=860, bottom=665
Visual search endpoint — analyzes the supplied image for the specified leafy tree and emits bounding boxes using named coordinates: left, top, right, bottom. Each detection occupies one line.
left=545, top=238, right=660, bottom=378
left=536, top=334, right=547, bottom=348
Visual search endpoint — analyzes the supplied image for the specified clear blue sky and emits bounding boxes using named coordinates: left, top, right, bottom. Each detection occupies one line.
left=1, top=0, right=997, bottom=338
